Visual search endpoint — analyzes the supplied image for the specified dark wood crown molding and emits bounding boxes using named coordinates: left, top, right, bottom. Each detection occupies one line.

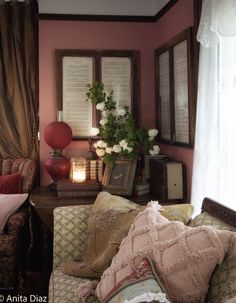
left=38, top=0, right=178, bottom=23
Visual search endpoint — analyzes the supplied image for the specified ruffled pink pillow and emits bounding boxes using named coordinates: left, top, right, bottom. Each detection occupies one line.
left=95, top=201, right=236, bottom=303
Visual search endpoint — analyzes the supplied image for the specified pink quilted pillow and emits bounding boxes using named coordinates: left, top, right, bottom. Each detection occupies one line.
left=96, top=202, right=236, bottom=303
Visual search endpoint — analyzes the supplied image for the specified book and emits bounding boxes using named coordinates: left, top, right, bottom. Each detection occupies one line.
left=133, top=188, right=150, bottom=196
left=57, top=190, right=99, bottom=198
left=57, top=179, right=99, bottom=191
left=133, top=182, right=150, bottom=191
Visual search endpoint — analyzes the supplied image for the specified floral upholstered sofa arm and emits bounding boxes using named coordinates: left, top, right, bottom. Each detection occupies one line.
left=53, top=205, right=92, bottom=268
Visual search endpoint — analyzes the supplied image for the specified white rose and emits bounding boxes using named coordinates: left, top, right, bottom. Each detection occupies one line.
left=119, top=139, right=128, bottom=148
left=100, top=118, right=108, bottom=126
left=102, top=110, right=109, bottom=118
left=149, top=149, right=156, bottom=156
left=153, top=145, right=160, bottom=152
left=148, top=136, right=154, bottom=141
left=90, top=127, right=99, bottom=136
left=96, top=140, right=107, bottom=148
left=96, top=148, right=105, bottom=157
left=126, top=147, right=133, bottom=153
left=105, top=147, right=113, bottom=154
left=116, top=108, right=126, bottom=117
left=148, top=129, right=158, bottom=137
left=149, top=145, right=160, bottom=155
left=96, top=102, right=105, bottom=111
left=113, top=144, right=122, bottom=153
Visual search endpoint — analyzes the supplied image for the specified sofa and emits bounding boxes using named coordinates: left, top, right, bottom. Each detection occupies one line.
left=0, top=158, right=36, bottom=291
left=49, top=194, right=236, bottom=303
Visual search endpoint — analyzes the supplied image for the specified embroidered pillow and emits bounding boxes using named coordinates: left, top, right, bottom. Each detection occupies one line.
left=107, top=257, right=171, bottom=303
left=188, top=211, right=236, bottom=232
left=96, top=201, right=236, bottom=303
left=162, top=203, right=193, bottom=224
left=64, top=191, right=143, bottom=278
left=0, top=173, right=21, bottom=194
left=0, top=193, right=28, bottom=233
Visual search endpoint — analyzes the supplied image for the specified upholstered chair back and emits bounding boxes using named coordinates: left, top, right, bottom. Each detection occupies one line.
left=0, top=158, right=36, bottom=193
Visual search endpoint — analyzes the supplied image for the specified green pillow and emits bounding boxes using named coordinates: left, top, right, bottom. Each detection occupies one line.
left=162, top=203, right=194, bottom=224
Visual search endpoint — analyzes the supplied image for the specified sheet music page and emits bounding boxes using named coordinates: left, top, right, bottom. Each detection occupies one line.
left=159, top=51, right=171, bottom=140
left=174, top=41, right=189, bottom=143
left=101, top=57, right=131, bottom=110
left=62, top=56, right=93, bottom=136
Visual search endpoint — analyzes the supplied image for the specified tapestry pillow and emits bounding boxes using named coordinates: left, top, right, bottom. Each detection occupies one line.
left=0, top=173, right=21, bottom=194
left=188, top=211, right=236, bottom=232
left=205, top=257, right=236, bottom=303
left=107, top=257, right=171, bottom=303
left=63, top=191, right=143, bottom=278
left=162, top=204, right=193, bottom=224
left=95, top=201, right=236, bottom=303
left=0, top=193, right=28, bottom=233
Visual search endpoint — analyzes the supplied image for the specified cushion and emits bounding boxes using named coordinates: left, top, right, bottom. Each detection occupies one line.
left=63, top=191, right=143, bottom=278
left=188, top=211, right=236, bottom=232
left=0, top=193, right=28, bottom=233
left=0, top=173, right=21, bottom=194
left=95, top=201, right=236, bottom=303
left=162, top=203, right=193, bottom=224
left=107, top=257, right=171, bottom=303
left=205, top=257, right=236, bottom=303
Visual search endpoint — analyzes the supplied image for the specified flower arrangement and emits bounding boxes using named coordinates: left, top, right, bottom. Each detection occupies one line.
left=86, top=82, right=160, bottom=164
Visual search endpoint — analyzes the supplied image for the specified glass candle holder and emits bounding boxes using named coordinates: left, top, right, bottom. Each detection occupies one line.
left=70, top=157, right=86, bottom=183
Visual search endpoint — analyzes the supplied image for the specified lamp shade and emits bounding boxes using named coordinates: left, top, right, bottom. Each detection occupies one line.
left=44, top=121, right=72, bottom=149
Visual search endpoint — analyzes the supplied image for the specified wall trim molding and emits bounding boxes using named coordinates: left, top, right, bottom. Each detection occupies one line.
left=38, top=0, right=178, bottom=23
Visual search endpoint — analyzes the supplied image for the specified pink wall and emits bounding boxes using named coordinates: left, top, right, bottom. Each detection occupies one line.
left=39, top=0, right=195, bottom=200
left=39, top=21, right=154, bottom=184
left=152, top=0, right=194, bottom=201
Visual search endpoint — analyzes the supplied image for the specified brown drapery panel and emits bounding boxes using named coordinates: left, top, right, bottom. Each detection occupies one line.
left=0, top=0, right=38, bottom=159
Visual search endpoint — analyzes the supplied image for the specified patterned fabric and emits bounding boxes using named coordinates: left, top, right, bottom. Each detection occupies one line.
left=0, top=211, right=27, bottom=255
left=188, top=211, right=236, bottom=232
left=162, top=204, right=194, bottom=224
left=63, top=192, right=143, bottom=278
left=206, top=258, right=236, bottom=303
left=0, top=158, right=35, bottom=289
left=0, top=158, right=36, bottom=193
left=53, top=205, right=91, bottom=268
left=49, top=267, right=99, bottom=303
left=96, top=201, right=236, bottom=303
left=107, top=258, right=170, bottom=303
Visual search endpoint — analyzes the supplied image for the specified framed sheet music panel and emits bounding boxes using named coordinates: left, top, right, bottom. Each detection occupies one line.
left=155, top=28, right=195, bottom=147
left=56, top=49, right=140, bottom=140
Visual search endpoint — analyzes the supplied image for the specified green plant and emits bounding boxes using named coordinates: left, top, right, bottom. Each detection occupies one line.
left=86, top=81, right=160, bottom=164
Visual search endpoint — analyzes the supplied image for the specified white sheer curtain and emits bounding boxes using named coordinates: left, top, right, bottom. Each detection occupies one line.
left=191, top=0, right=236, bottom=214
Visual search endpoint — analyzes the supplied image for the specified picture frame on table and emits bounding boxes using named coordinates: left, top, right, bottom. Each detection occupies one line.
left=102, top=159, right=137, bottom=196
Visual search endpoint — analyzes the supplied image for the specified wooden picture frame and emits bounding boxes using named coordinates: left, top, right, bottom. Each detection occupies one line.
left=154, top=27, right=195, bottom=147
left=100, top=50, right=140, bottom=122
left=55, top=49, right=98, bottom=140
left=55, top=49, right=140, bottom=140
left=102, top=159, right=137, bottom=196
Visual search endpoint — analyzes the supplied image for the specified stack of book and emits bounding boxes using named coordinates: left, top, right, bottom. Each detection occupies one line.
left=133, top=182, right=150, bottom=196
left=57, top=179, right=100, bottom=198
left=90, top=160, right=103, bottom=182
